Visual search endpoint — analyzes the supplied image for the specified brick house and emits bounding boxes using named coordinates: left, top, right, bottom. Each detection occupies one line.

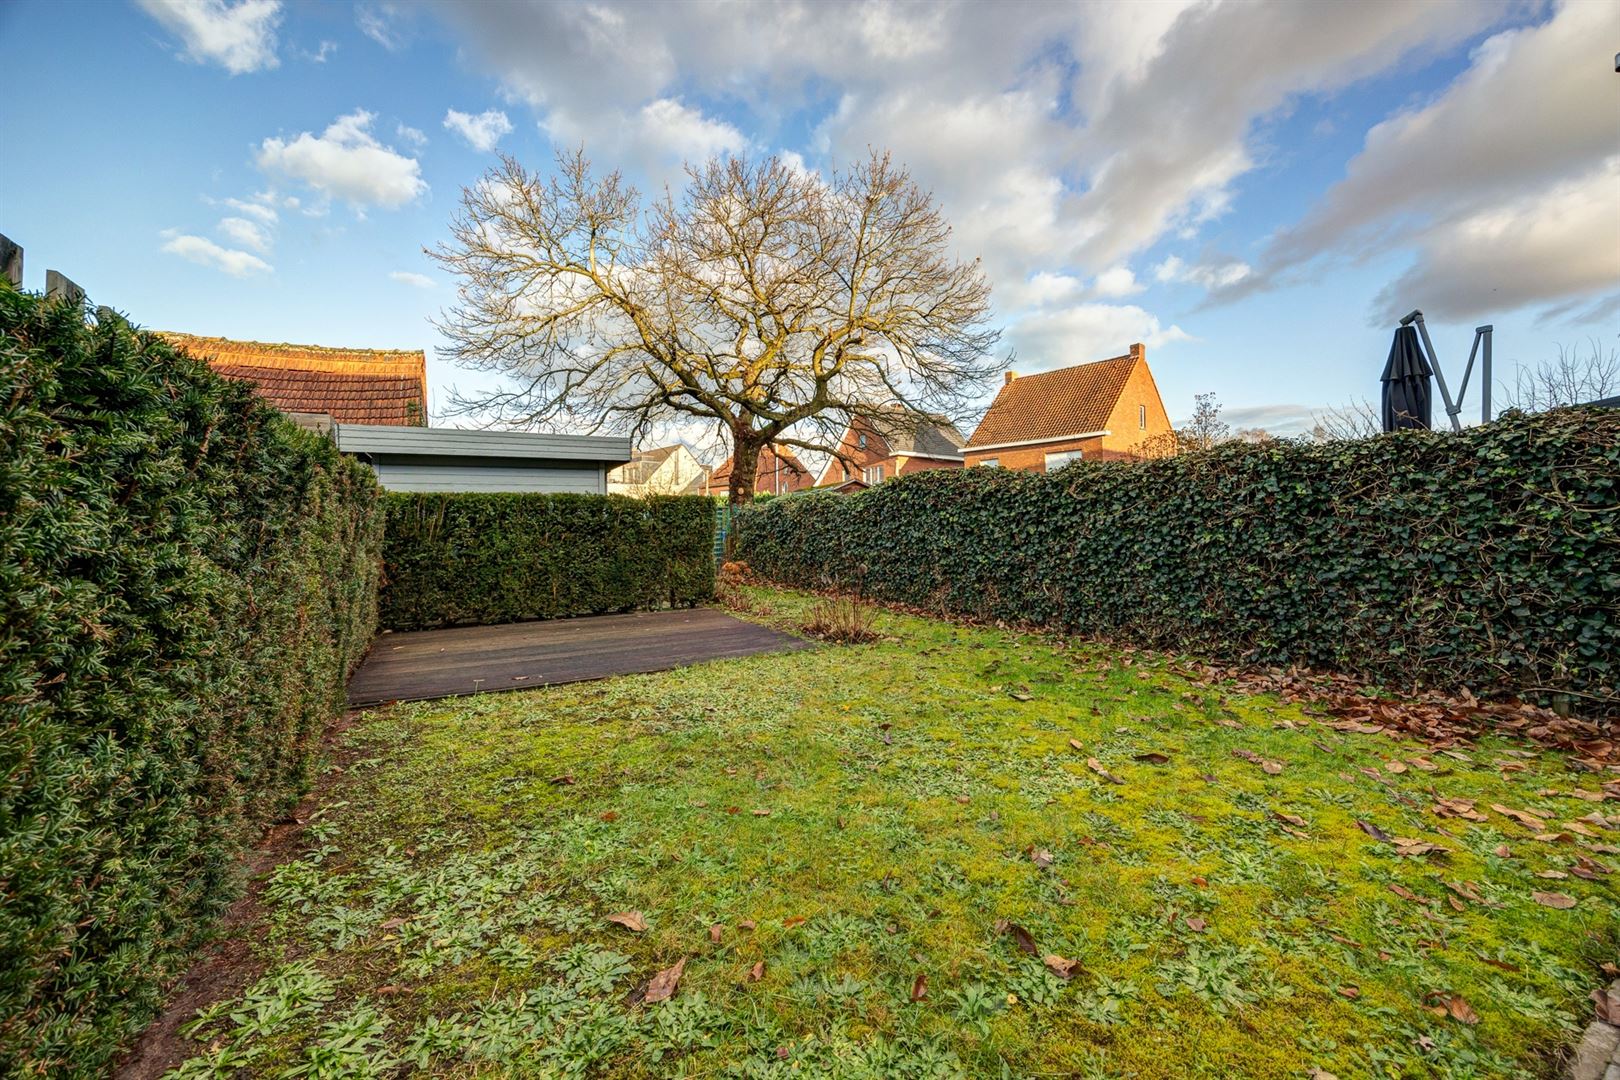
left=704, top=443, right=814, bottom=497
left=162, top=333, right=428, bottom=426
left=814, top=408, right=967, bottom=487
left=608, top=444, right=710, bottom=496
left=962, top=344, right=1171, bottom=471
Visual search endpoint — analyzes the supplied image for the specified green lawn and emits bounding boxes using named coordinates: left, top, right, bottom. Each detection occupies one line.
left=166, top=588, right=1617, bottom=1079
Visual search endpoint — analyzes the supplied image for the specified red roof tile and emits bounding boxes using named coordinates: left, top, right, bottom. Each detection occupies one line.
left=162, top=332, right=428, bottom=426
left=966, top=350, right=1138, bottom=448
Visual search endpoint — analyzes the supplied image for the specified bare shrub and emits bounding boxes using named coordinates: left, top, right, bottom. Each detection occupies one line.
left=800, top=596, right=879, bottom=644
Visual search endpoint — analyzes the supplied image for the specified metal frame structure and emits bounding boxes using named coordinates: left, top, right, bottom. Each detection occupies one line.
left=1398, top=310, right=1494, bottom=431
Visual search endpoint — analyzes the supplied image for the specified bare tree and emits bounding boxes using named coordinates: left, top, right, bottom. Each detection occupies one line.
left=432, top=149, right=1005, bottom=502
left=1500, top=339, right=1620, bottom=413
left=1310, top=397, right=1380, bottom=441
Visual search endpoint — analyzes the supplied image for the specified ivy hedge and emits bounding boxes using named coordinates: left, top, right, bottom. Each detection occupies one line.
left=735, top=408, right=1619, bottom=708
left=0, top=288, right=383, bottom=1075
left=378, top=492, right=716, bottom=630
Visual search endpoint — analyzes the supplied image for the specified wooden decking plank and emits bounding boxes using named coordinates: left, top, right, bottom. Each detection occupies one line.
left=346, top=608, right=810, bottom=706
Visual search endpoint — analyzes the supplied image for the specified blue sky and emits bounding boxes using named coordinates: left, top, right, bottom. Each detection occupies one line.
left=3, top=0, right=1616, bottom=449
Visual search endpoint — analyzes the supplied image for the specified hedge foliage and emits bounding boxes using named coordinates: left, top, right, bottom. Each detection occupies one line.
left=736, top=408, right=1619, bottom=708
left=0, top=288, right=383, bottom=1075
left=379, top=492, right=716, bottom=630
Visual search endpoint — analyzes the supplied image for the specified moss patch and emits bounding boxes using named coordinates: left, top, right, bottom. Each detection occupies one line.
left=165, top=588, right=1618, bottom=1079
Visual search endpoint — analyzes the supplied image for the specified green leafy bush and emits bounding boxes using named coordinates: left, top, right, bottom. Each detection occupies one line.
left=0, top=287, right=382, bottom=1075
left=735, top=409, right=1619, bottom=707
left=378, top=492, right=715, bottom=630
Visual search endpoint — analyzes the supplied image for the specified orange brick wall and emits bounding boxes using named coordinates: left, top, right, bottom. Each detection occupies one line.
left=896, top=455, right=961, bottom=476
left=819, top=416, right=963, bottom=484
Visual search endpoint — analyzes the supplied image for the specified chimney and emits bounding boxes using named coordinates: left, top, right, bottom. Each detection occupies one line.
left=1004, top=371, right=1018, bottom=386
left=1129, top=342, right=1145, bottom=360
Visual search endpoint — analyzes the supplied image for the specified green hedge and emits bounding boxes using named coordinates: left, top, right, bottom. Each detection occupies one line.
left=736, top=408, right=1619, bottom=707
left=0, top=288, right=383, bottom=1075
left=379, top=492, right=716, bottom=630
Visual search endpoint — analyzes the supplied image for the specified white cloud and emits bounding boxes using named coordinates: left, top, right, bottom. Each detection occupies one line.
left=1007, top=303, right=1189, bottom=371
left=1154, top=255, right=1253, bottom=290
left=389, top=270, right=435, bottom=289
left=136, top=0, right=282, bottom=74
left=356, top=3, right=407, bottom=50
left=220, top=195, right=278, bottom=223
left=302, top=39, right=337, bottom=63
left=396, top=122, right=427, bottom=146
left=443, top=108, right=513, bottom=152
left=1092, top=267, right=1143, bottom=299
left=1247, top=1, right=1620, bottom=319
left=161, top=231, right=272, bottom=276
left=217, top=215, right=270, bottom=252
left=256, top=109, right=426, bottom=209
left=634, top=99, right=750, bottom=164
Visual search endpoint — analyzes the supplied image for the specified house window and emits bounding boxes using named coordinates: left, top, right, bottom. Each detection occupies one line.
left=1044, top=449, right=1083, bottom=471
left=1139, top=404, right=1147, bottom=429
left=979, top=458, right=999, bottom=468
left=857, top=433, right=868, bottom=449
left=863, top=464, right=885, bottom=484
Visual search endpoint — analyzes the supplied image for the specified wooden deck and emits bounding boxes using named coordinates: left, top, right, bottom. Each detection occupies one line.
left=346, top=608, right=811, bottom=706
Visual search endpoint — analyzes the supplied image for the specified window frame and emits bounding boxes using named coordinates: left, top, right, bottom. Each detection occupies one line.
left=1044, top=449, right=1084, bottom=471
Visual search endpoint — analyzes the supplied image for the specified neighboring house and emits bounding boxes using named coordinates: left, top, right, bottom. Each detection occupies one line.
left=164, top=332, right=630, bottom=493
left=336, top=425, right=631, bottom=494
left=963, top=343, right=1172, bottom=471
left=608, top=444, right=710, bottom=497
left=162, top=332, right=429, bottom=426
left=815, top=408, right=967, bottom=487
left=705, top=443, right=813, bottom=496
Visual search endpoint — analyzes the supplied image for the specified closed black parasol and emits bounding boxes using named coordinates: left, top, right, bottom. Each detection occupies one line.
left=1381, top=325, right=1433, bottom=431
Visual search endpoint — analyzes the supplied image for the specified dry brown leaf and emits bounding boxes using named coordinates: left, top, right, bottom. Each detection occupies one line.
left=709, top=924, right=724, bottom=943
left=1273, top=810, right=1309, bottom=830
left=1043, top=954, right=1080, bottom=979
left=1535, top=870, right=1569, bottom=879
left=1133, top=751, right=1172, bottom=765
left=1491, top=804, right=1549, bottom=830
left=739, top=919, right=757, bottom=931
left=548, top=774, right=575, bottom=786
left=1389, top=884, right=1427, bottom=905
left=910, top=973, right=928, bottom=1001
left=1338, top=985, right=1360, bottom=999
left=1185, top=916, right=1208, bottom=932
left=643, top=957, right=687, bottom=1004
left=1029, top=847, right=1054, bottom=868
left=1423, top=991, right=1479, bottom=1024
left=1261, top=760, right=1285, bottom=775
left=1068, top=738, right=1084, bottom=751
left=782, top=915, right=807, bottom=928
left=1356, top=820, right=1391, bottom=842
left=999, top=921, right=1038, bottom=956
left=1531, top=891, right=1576, bottom=909
left=1086, top=758, right=1125, bottom=785
left=606, top=911, right=648, bottom=932
left=1385, top=760, right=1408, bottom=775
left=1492, top=844, right=1512, bottom=858
left=379, top=917, right=407, bottom=931
left=751, top=808, right=771, bottom=816
left=748, top=960, right=765, bottom=982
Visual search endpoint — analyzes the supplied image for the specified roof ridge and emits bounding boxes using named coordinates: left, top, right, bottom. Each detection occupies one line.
left=160, top=331, right=424, bottom=359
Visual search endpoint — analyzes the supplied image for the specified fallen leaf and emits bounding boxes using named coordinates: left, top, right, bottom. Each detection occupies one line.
left=1388, top=884, right=1428, bottom=905
left=643, top=957, right=687, bottom=1004
left=379, top=917, right=408, bottom=931
left=1492, top=844, right=1512, bottom=858
left=1262, top=760, right=1285, bottom=775
left=782, top=915, right=807, bottom=928
left=1423, top=990, right=1479, bottom=1024
left=1535, top=870, right=1568, bottom=879
left=1273, top=810, right=1309, bottom=830
left=1068, top=738, right=1085, bottom=751
left=1531, top=891, right=1576, bottom=909
left=599, top=811, right=619, bottom=823
left=709, top=924, right=723, bottom=943
left=1000, top=921, right=1038, bottom=956
left=549, top=774, right=575, bottom=785
left=1385, top=760, right=1408, bottom=775
left=607, top=911, right=647, bottom=932
left=1338, top=985, right=1360, bottom=999
left=751, top=808, right=771, bottom=816
left=1491, top=804, right=1549, bottom=830
left=748, top=960, right=765, bottom=982
left=1086, top=758, right=1125, bottom=785
left=910, top=973, right=928, bottom=1001
left=1185, top=916, right=1207, bottom=932
left=1133, top=751, right=1172, bottom=765
left=739, top=919, right=756, bottom=931
left=1043, top=954, right=1080, bottom=979
left=954, top=794, right=970, bottom=804
left=1029, top=847, right=1054, bottom=868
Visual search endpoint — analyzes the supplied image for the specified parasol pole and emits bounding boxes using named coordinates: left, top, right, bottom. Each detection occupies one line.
left=1401, top=310, right=1462, bottom=432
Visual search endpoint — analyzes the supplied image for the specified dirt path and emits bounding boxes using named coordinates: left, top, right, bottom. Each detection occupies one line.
left=115, top=713, right=365, bottom=1080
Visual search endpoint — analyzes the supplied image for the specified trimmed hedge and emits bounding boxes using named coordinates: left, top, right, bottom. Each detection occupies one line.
left=378, top=492, right=716, bottom=630
left=0, top=288, right=383, bottom=1075
left=735, top=408, right=1619, bottom=707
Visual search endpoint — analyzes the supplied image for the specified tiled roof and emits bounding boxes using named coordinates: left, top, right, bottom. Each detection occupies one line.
left=966, top=351, right=1138, bottom=448
left=866, top=408, right=967, bottom=457
left=708, top=444, right=812, bottom=493
left=162, top=332, right=428, bottom=426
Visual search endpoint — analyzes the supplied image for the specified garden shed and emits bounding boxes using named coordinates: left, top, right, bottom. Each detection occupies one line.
left=335, top=424, right=632, bottom=494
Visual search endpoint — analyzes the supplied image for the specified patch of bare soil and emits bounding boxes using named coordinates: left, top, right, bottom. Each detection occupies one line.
left=115, top=711, right=370, bottom=1080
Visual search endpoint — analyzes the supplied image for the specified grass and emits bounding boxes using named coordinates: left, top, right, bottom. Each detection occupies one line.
left=165, top=587, right=1618, bottom=1079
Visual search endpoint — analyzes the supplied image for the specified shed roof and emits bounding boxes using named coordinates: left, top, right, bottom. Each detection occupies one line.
left=966, top=348, right=1141, bottom=448
left=335, top=423, right=631, bottom=465
left=162, top=332, right=428, bottom=426
left=865, top=408, right=967, bottom=457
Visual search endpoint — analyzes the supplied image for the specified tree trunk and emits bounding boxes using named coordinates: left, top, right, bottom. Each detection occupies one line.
left=728, top=435, right=760, bottom=506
